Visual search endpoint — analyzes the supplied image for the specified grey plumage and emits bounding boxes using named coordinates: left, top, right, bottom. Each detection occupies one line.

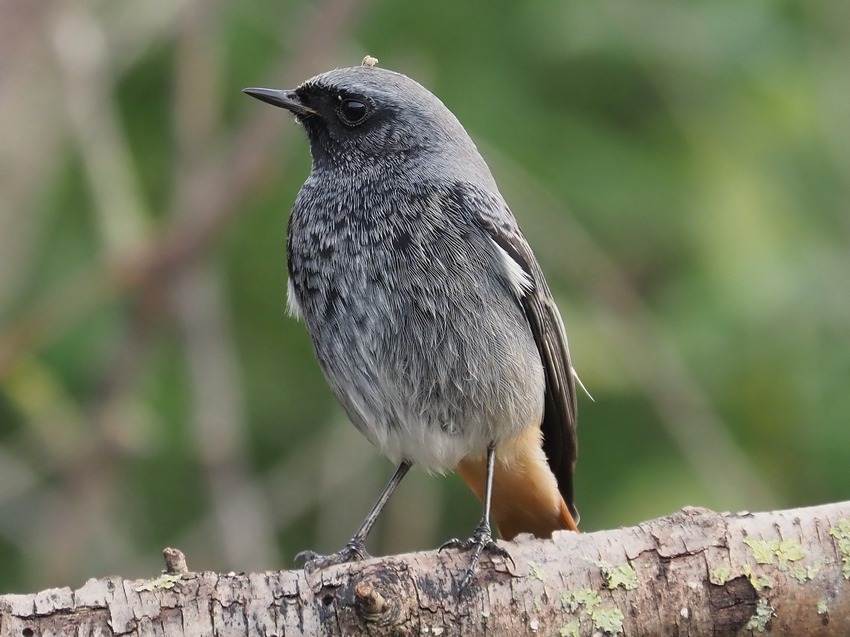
left=244, top=64, right=578, bottom=572
left=291, top=176, right=546, bottom=467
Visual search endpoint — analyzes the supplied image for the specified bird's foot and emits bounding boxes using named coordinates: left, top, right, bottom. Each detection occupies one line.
left=295, top=539, right=371, bottom=574
left=440, top=521, right=514, bottom=589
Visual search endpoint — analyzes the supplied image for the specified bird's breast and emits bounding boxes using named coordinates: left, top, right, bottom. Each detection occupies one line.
left=287, top=187, right=545, bottom=469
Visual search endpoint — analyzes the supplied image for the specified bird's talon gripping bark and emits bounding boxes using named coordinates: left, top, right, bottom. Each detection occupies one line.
left=294, top=540, right=371, bottom=574
left=440, top=523, right=514, bottom=588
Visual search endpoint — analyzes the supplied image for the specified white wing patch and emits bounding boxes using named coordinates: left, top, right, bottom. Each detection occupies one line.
left=572, top=367, right=594, bottom=401
left=286, top=278, right=303, bottom=320
left=492, top=239, right=534, bottom=298
left=551, top=289, right=594, bottom=402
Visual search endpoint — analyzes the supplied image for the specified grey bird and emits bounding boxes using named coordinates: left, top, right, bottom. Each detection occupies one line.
left=244, top=63, right=579, bottom=584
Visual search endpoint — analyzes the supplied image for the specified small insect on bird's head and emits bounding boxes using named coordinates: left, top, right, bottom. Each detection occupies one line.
left=244, top=66, right=478, bottom=172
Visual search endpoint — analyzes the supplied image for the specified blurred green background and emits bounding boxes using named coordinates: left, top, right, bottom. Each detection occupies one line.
left=1, top=0, right=848, bottom=593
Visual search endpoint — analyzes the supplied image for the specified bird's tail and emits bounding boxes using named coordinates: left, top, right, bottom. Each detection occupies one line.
left=456, top=425, right=578, bottom=540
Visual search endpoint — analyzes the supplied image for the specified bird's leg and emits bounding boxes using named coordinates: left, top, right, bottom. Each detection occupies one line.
left=440, top=442, right=513, bottom=588
left=295, top=460, right=412, bottom=573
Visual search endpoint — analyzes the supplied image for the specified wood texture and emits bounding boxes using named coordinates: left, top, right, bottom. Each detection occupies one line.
left=1, top=501, right=848, bottom=636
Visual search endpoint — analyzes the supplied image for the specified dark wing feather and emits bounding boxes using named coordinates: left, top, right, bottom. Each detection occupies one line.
left=476, top=204, right=579, bottom=524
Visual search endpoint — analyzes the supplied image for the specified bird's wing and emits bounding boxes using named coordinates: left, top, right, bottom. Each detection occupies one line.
left=469, top=186, right=580, bottom=525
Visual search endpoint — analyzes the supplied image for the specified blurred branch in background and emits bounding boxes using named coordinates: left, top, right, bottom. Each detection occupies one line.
left=170, top=0, right=277, bottom=574
left=0, top=0, right=365, bottom=382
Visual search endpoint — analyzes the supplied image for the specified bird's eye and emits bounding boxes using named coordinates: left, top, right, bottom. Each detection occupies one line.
left=338, top=98, right=370, bottom=126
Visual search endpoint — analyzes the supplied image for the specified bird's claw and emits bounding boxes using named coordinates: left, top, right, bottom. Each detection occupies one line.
left=294, top=540, right=371, bottom=574
left=440, top=524, right=514, bottom=589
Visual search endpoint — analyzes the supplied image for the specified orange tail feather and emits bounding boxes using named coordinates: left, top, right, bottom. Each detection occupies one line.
left=457, top=425, right=579, bottom=540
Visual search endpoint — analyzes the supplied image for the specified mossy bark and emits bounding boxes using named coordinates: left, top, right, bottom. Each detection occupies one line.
left=2, top=501, right=849, bottom=636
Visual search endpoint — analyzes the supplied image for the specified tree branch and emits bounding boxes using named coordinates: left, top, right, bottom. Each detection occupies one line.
left=2, top=501, right=849, bottom=636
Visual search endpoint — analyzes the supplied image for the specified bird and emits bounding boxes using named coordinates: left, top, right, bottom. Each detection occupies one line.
left=244, top=60, right=579, bottom=585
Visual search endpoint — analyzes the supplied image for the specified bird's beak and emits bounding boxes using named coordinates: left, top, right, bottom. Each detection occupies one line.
left=242, top=87, right=317, bottom=117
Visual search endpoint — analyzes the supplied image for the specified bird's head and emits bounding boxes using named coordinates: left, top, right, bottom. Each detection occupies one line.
left=244, top=65, right=486, bottom=176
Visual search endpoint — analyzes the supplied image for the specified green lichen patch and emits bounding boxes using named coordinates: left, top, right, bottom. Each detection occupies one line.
left=135, top=573, right=181, bottom=592
left=709, top=566, right=732, bottom=585
left=742, top=564, right=773, bottom=590
left=792, top=556, right=830, bottom=584
left=528, top=560, right=547, bottom=582
left=817, top=599, right=829, bottom=616
left=596, top=561, right=639, bottom=591
left=743, top=537, right=806, bottom=571
left=591, top=607, right=625, bottom=635
left=744, top=538, right=777, bottom=565
left=562, top=588, right=601, bottom=613
left=775, top=540, right=806, bottom=569
left=828, top=517, right=850, bottom=579
left=561, top=589, right=624, bottom=635
left=743, top=598, right=774, bottom=632
left=559, top=619, right=580, bottom=637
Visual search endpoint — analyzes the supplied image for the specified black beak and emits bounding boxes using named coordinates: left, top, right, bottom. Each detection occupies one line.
left=242, top=87, right=317, bottom=117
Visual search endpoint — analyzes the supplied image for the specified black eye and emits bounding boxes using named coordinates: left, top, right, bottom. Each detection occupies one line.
left=338, top=98, right=370, bottom=126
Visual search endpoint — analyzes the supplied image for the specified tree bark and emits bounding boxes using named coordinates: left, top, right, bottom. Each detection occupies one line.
left=2, top=501, right=849, bottom=636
